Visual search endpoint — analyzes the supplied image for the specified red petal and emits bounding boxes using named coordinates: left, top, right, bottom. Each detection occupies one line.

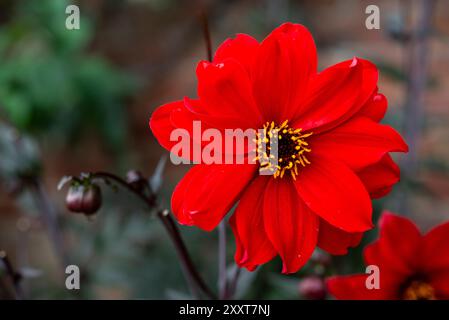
left=263, top=178, right=319, bottom=274
left=326, top=274, right=395, bottom=300
left=364, top=212, right=421, bottom=277
left=197, top=59, right=261, bottom=128
left=357, top=154, right=400, bottom=199
left=292, top=58, right=377, bottom=133
left=150, top=100, right=188, bottom=152
left=421, top=220, right=449, bottom=273
left=171, top=164, right=256, bottom=231
left=354, top=59, right=379, bottom=106
left=171, top=165, right=199, bottom=226
left=213, top=34, right=259, bottom=74
left=295, top=157, right=373, bottom=233
left=230, top=176, right=276, bottom=271
left=318, top=219, right=363, bottom=255
left=150, top=99, right=216, bottom=161
left=150, top=97, right=256, bottom=163
left=358, top=92, right=387, bottom=122
left=252, top=23, right=317, bottom=123
left=310, top=117, right=408, bottom=171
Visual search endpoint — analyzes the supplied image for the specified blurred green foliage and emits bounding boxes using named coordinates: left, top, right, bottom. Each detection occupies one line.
left=0, top=0, right=135, bottom=151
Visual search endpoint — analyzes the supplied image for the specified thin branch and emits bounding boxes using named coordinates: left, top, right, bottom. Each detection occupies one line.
left=156, top=210, right=200, bottom=298
left=200, top=11, right=213, bottom=62
left=158, top=211, right=216, bottom=299
left=0, top=251, right=22, bottom=299
left=218, top=222, right=228, bottom=299
left=92, top=171, right=156, bottom=206
left=227, top=265, right=241, bottom=300
left=399, top=0, right=435, bottom=213
left=402, top=0, right=435, bottom=171
left=28, top=179, right=68, bottom=268
left=0, top=121, right=68, bottom=270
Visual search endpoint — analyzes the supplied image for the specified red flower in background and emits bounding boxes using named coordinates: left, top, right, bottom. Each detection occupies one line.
left=327, top=212, right=449, bottom=299
left=150, top=23, right=408, bottom=273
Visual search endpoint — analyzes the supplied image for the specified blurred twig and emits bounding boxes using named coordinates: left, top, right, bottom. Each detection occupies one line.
left=0, top=119, right=68, bottom=271
left=28, top=178, right=69, bottom=269
left=399, top=0, right=436, bottom=213
left=200, top=11, right=212, bottom=62
left=0, top=251, right=22, bottom=299
left=89, top=171, right=217, bottom=300
left=226, top=265, right=241, bottom=300
left=218, top=222, right=228, bottom=299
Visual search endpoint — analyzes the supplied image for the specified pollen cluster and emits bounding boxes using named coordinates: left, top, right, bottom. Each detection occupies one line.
left=255, top=120, right=312, bottom=180
left=402, top=281, right=436, bottom=300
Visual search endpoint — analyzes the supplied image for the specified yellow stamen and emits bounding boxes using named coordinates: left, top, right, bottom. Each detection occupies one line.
left=402, top=281, right=435, bottom=300
left=255, top=120, right=312, bottom=179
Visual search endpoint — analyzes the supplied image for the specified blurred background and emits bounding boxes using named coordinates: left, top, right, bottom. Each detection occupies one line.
left=0, top=0, right=448, bottom=299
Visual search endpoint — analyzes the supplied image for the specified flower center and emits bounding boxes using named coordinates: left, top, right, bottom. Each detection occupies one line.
left=255, top=120, right=312, bottom=180
left=402, top=280, right=436, bottom=300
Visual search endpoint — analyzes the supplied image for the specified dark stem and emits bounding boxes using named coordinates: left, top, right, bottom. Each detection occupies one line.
left=158, top=211, right=215, bottom=299
left=218, top=222, right=228, bottom=299
left=200, top=11, right=213, bottom=62
left=90, top=172, right=216, bottom=300
left=227, top=265, right=241, bottom=299
left=156, top=211, right=200, bottom=298
left=28, top=178, right=68, bottom=268
left=399, top=0, right=435, bottom=214
left=92, top=171, right=156, bottom=207
left=0, top=251, right=23, bottom=299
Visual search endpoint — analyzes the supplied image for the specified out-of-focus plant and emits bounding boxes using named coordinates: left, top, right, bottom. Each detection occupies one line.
left=0, top=122, right=68, bottom=271
left=0, top=0, right=135, bottom=151
left=0, top=124, right=41, bottom=185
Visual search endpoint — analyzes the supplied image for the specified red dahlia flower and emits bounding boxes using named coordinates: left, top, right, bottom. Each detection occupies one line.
left=149, top=23, right=408, bottom=273
left=327, top=212, right=449, bottom=299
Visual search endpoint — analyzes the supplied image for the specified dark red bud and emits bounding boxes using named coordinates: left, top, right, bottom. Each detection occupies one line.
left=66, top=185, right=84, bottom=213
left=66, top=184, right=102, bottom=216
left=311, top=250, right=331, bottom=267
left=298, top=276, right=327, bottom=300
left=126, top=170, right=146, bottom=191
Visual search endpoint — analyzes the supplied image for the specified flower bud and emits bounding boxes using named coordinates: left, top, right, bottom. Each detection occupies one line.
left=126, top=170, right=146, bottom=192
left=311, top=250, right=331, bottom=267
left=298, top=276, right=326, bottom=300
left=66, top=183, right=102, bottom=215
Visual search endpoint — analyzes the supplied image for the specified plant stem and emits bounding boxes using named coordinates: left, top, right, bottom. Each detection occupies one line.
left=157, top=210, right=200, bottom=299
left=228, top=265, right=241, bottom=299
left=158, top=211, right=216, bottom=299
left=0, top=251, right=22, bottom=299
left=200, top=11, right=213, bottom=62
left=218, top=222, right=227, bottom=299
left=399, top=0, right=435, bottom=214
left=28, top=178, right=68, bottom=269
left=91, top=172, right=216, bottom=300
left=402, top=0, right=434, bottom=170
